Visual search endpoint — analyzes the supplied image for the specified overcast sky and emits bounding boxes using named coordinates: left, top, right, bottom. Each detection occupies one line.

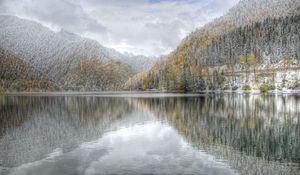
left=0, top=0, right=239, bottom=56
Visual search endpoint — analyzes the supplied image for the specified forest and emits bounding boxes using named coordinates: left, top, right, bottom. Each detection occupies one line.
left=126, top=15, right=300, bottom=92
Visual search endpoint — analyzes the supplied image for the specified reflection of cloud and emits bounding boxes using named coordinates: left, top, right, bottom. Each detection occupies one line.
left=0, top=0, right=239, bottom=56
left=83, top=122, right=236, bottom=175
left=8, top=121, right=236, bottom=175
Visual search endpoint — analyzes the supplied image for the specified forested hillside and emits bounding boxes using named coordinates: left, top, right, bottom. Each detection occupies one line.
left=64, top=59, right=135, bottom=91
left=0, top=47, right=135, bottom=92
left=0, top=48, right=59, bottom=92
left=1, top=0, right=299, bottom=92
left=0, top=16, right=145, bottom=91
left=126, top=0, right=300, bottom=92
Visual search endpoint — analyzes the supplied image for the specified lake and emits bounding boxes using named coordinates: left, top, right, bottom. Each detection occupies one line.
left=0, top=93, right=299, bottom=175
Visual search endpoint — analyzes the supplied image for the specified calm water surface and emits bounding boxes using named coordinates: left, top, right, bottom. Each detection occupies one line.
left=0, top=93, right=299, bottom=175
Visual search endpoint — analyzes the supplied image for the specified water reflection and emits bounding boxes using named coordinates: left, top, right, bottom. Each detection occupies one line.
left=135, top=94, right=300, bottom=160
left=132, top=94, right=300, bottom=174
left=8, top=122, right=238, bottom=175
left=0, top=96, right=135, bottom=168
left=0, top=94, right=299, bottom=175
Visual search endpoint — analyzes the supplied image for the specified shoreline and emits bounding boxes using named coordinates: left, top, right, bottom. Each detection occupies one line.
left=1, top=89, right=300, bottom=96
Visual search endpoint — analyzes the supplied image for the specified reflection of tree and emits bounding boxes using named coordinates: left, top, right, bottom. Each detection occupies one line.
left=132, top=94, right=300, bottom=174
left=0, top=96, right=52, bottom=136
left=0, top=96, right=135, bottom=167
left=1, top=94, right=300, bottom=174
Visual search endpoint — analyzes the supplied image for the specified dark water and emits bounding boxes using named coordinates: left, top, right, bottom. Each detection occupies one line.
left=0, top=93, right=299, bottom=175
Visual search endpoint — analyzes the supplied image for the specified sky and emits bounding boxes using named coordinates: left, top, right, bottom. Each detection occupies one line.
left=0, top=0, right=239, bottom=56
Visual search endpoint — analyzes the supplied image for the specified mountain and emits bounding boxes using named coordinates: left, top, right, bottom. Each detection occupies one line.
left=99, top=47, right=158, bottom=72
left=193, top=0, right=300, bottom=37
left=0, top=48, right=59, bottom=92
left=126, top=0, right=300, bottom=92
left=119, top=54, right=158, bottom=73
left=0, top=15, right=156, bottom=91
left=64, top=59, right=135, bottom=91
left=0, top=15, right=156, bottom=75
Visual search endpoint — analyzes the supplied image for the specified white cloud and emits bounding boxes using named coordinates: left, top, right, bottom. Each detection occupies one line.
left=0, top=0, right=239, bottom=56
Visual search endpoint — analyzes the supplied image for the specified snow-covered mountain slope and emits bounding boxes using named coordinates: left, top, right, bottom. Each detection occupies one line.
left=0, top=15, right=155, bottom=83
left=191, top=0, right=300, bottom=38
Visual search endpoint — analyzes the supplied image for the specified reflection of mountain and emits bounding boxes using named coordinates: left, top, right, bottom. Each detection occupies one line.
left=131, top=94, right=300, bottom=174
left=0, top=96, right=136, bottom=168
left=1, top=94, right=299, bottom=174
